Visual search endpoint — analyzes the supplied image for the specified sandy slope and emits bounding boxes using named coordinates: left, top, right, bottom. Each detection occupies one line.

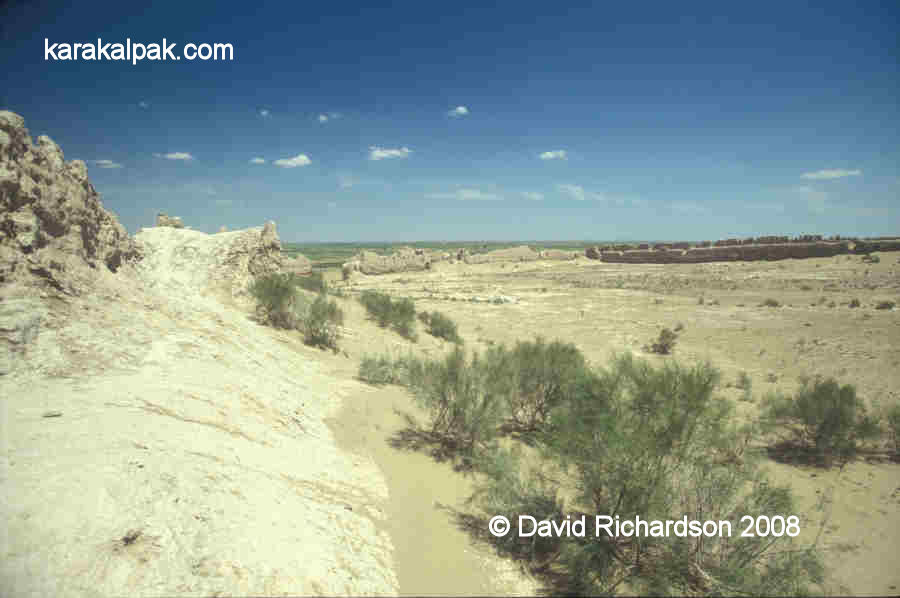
left=1, top=228, right=398, bottom=597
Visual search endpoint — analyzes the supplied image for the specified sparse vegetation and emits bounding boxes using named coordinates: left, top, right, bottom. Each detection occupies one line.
left=875, top=301, right=895, bottom=310
left=419, top=310, right=463, bottom=344
left=358, top=355, right=406, bottom=385
left=861, top=253, right=880, bottom=264
left=648, top=327, right=678, bottom=354
left=472, top=354, right=825, bottom=596
left=760, top=298, right=781, bottom=308
left=761, top=376, right=881, bottom=467
left=294, top=271, right=328, bottom=294
left=302, top=294, right=344, bottom=351
left=249, top=273, right=305, bottom=329
left=359, top=290, right=417, bottom=340
left=249, top=273, right=343, bottom=351
left=849, top=298, right=861, bottom=308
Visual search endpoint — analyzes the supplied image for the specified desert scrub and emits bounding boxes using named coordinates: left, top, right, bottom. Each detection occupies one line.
left=875, top=300, right=895, bottom=310
left=848, top=298, right=861, bottom=308
left=760, top=376, right=881, bottom=467
left=294, top=271, right=328, bottom=294
left=760, top=298, right=781, bottom=308
left=419, top=310, right=463, bottom=344
left=302, top=294, right=344, bottom=351
left=249, top=273, right=305, bottom=329
left=358, top=355, right=405, bottom=385
left=359, top=290, right=417, bottom=340
left=648, top=327, right=678, bottom=354
left=473, top=354, right=825, bottom=596
left=407, top=346, right=505, bottom=459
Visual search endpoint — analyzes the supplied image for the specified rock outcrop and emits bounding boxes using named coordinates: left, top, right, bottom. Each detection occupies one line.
left=0, top=111, right=141, bottom=295
left=155, top=212, right=184, bottom=228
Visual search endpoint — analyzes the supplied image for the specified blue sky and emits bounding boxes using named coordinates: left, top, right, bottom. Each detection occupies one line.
left=2, top=0, right=898, bottom=241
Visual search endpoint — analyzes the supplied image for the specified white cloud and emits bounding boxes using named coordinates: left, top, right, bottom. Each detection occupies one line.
left=369, top=146, right=412, bottom=161
left=273, top=153, right=312, bottom=168
left=448, top=106, right=469, bottom=117
left=522, top=191, right=544, bottom=201
left=258, top=108, right=271, bottom=118
left=539, top=150, right=567, bottom=161
left=154, top=152, right=194, bottom=161
left=318, top=112, right=341, bottom=123
left=426, top=188, right=503, bottom=201
left=249, top=157, right=266, bottom=164
left=138, top=100, right=149, bottom=109
left=558, top=183, right=587, bottom=201
left=92, top=159, right=123, bottom=169
left=801, top=169, right=861, bottom=180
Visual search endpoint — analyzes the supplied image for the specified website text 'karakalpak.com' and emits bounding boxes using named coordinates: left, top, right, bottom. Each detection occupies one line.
left=44, top=39, right=233, bottom=65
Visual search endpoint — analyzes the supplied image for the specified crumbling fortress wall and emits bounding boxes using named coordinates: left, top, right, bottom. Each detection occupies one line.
left=585, top=237, right=900, bottom=264
left=341, top=235, right=899, bottom=276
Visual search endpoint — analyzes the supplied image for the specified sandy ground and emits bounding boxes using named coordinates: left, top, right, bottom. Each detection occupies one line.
left=4, top=236, right=897, bottom=596
left=334, top=251, right=899, bottom=596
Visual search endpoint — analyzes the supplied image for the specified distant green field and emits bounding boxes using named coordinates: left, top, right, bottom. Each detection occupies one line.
left=281, top=240, right=623, bottom=269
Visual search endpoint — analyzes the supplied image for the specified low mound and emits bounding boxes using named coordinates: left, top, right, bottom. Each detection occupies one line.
left=464, top=245, right=540, bottom=264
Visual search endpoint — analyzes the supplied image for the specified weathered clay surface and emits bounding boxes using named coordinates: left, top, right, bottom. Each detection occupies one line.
left=0, top=116, right=399, bottom=596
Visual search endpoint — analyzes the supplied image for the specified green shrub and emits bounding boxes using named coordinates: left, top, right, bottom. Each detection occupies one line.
left=409, top=346, right=505, bottom=457
left=875, top=301, right=895, bottom=310
left=249, top=273, right=303, bottom=329
left=501, top=337, right=590, bottom=431
left=294, top=271, right=328, bottom=294
left=423, top=311, right=463, bottom=344
left=358, top=355, right=404, bottom=385
left=302, top=294, right=343, bottom=351
left=761, top=376, right=881, bottom=466
left=760, top=298, right=781, bottom=308
left=649, top=328, right=678, bottom=354
left=736, top=371, right=752, bottom=390
left=861, top=253, right=880, bottom=263
left=474, top=354, right=824, bottom=596
left=849, top=298, right=861, bottom=308
left=359, top=290, right=417, bottom=340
